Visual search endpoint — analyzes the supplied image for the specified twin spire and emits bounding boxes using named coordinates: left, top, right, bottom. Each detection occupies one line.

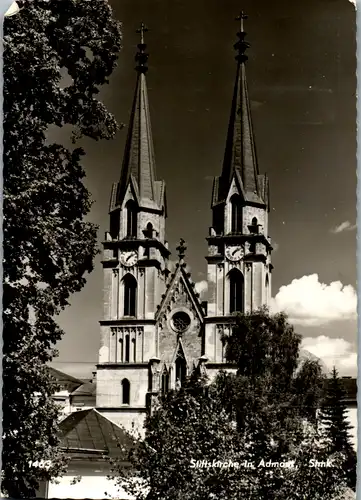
left=117, top=22, right=161, bottom=209
left=219, top=11, right=267, bottom=206
left=117, top=15, right=268, bottom=212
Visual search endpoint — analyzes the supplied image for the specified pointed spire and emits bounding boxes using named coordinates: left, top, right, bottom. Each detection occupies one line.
left=117, top=23, right=158, bottom=207
left=220, top=13, right=261, bottom=204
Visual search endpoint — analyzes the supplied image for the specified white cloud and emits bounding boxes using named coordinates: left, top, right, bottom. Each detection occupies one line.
left=302, top=336, right=357, bottom=375
left=271, top=274, right=357, bottom=326
left=272, top=241, right=279, bottom=252
left=195, top=280, right=208, bottom=299
left=348, top=0, right=357, bottom=8
left=330, top=220, right=356, bottom=234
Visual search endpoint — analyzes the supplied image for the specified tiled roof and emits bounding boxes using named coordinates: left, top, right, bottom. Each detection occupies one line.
left=48, top=367, right=84, bottom=393
left=154, top=180, right=166, bottom=214
left=59, top=409, right=135, bottom=457
left=219, top=60, right=264, bottom=205
left=117, top=71, right=160, bottom=208
left=71, top=381, right=96, bottom=396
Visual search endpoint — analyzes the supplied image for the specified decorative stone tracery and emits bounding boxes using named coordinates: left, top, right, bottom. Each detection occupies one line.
left=110, top=327, right=144, bottom=363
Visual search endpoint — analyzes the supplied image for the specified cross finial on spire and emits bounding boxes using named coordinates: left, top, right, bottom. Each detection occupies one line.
left=136, top=21, right=149, bottom=44
left=176, top=238, right=187, bottom=260
left=235, top=10, right=248, bottom=32
left=234, top=11, right=250, bottom=62
left=135, top=22, right=149, bottom=73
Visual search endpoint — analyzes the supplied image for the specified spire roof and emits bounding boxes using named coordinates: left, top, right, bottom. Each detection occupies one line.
left=219, top=13, right=263, bottom=205
left=117, top=23, right=159, bottom=208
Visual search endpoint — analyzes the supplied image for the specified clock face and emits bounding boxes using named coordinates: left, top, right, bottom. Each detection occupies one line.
left=225, top=245, right=243, bottom=262
left=120, top=251, right=138, bottom=267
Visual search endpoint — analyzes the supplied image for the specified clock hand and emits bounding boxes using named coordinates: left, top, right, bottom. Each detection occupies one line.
left=232, top=248, right=239, bottom=256
left=126, top=254, right=133, bottom=262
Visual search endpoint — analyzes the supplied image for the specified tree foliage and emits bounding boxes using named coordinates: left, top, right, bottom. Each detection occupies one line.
left=220, top=309, right=325, bottom=439
left=319, top=367, right=357, bottom=490
left=110, top=310, right=350, bottom=500
left=110, top=382, right=259, bottom=500
left=2, top=1, right=122, bottom=497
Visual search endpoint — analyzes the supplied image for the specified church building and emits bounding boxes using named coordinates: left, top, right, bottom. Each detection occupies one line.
left=95, top=15, right=273, bottom=431
left=42, top=16, right=357, bottom=499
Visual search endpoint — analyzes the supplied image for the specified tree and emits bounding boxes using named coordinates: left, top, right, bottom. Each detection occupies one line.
left=110, top=382, right=259, bottom=500
left=110, top=310, right=349, bottom=499
left=2, top=1, right=122, bottom=497
left=110, top=379, right=347, bottom=500
left=319, top=367, right=357, bottom=490
left=219, top=309, right=325, bottom=457
left=276, top=427, right=348, bottom=500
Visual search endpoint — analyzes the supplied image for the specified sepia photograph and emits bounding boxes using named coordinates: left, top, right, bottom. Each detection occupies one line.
left=2, top=0, right=358, bottom=498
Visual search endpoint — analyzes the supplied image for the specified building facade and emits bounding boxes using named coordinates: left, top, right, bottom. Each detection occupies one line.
left=95, top=19, right=273, bottom=430
left=41, top=18, right=357, bottom=500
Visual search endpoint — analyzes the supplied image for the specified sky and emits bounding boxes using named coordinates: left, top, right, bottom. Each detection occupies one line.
left=49, top=0, right=357, bottom=378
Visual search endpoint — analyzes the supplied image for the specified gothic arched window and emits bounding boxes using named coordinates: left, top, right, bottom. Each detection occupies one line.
left=175, top=356, right=187, bottom=386
left=228, top=269, right=244, bottom=314
left=221, top=337, right=226, bottom=362
left=126, top=200, right=137, bottom=238
left=161, top=368, right=169, bottom=394
left=123, top=274, right=137, bottom=317
left=213, top=206, right=224, bottom=236
left=132, top=338, right=136, bottom=362
left=121, top=378, right=130, bottom=405
left=250, top=216, right=259, bottom=234
left=109, top=211, right=120, bottom=240
left=230, top=194, right=242, bottom=233
left=119, top=338, right=123, bottom=362
left=125, top=334, right=130, bottom=362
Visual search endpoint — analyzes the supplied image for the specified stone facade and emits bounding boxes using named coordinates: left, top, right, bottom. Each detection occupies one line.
left=44, top=28, right=357, bottom=500
left=94, top=27, right=274, bottom=433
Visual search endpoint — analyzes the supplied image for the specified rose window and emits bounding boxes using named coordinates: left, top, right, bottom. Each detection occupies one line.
left=171, top=311, right=191, bottom=333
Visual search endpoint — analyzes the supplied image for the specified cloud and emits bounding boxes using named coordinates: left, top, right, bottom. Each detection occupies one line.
left=301, top=336, right=357, bottom=375
left=272, top=241, right=279, bottom=252
left=330, top=220, right=356, bottom=234
left=270, top=274, right=357, bottom=326
left=195, top=280, right=208, bottom=299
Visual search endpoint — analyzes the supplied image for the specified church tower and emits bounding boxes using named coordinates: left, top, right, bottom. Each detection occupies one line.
left=96, top=24, right=170, bottom=429
left=204, top=13, right=273, bottom=369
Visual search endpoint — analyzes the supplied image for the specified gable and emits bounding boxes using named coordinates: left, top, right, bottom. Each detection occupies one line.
left=226, top=172, right=246, bottom=203
left=121, top=176, right=140, bottom=208
left=156, top=264, right=205, bottom=325
left=156, top=263, right=205, bottom=365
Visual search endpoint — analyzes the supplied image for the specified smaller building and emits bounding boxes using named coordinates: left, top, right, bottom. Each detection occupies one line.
left=44, top=409, right=135, bottom=499
left=49, top=367, right=97, bottom=419
left=70, top=380, right=97, bottom=412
